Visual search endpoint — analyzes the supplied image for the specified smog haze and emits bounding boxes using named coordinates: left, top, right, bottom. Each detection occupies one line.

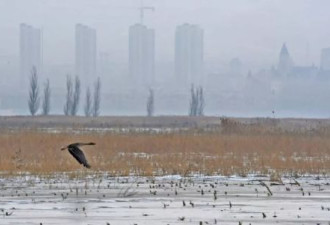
left=0, top=0, right=330, bottom=117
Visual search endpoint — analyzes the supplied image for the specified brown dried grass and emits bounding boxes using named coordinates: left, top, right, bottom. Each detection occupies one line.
left=0, top=127, right=329, bottom=176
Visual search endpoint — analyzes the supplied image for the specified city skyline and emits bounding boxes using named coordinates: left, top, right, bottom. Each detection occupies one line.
left=1, top=1, right=330, bottom=68
left=13, top=21, right=330, bottom=83
left=1, top=1, right=330, bottom=117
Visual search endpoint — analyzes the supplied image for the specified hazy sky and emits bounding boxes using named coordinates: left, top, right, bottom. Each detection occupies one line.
left=1, top=0, right=330, bottom=68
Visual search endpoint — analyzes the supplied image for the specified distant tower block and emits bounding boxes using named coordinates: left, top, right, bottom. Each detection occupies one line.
left=320, top=48, right=330, bottom=71
left=20, top=23, right=42, bottom=87
left=229, top=58, right=242, bottom=76
left=129, top=23, right=155, bottom=87
left=175, top=24, right=204, bottom=86
left=277, top=43, right=293, bottom=76
left=75, top=24, right=97, bottom=86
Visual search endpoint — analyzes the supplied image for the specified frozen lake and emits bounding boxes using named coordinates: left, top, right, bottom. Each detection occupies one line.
left=0, top=174, right=329, bottom=225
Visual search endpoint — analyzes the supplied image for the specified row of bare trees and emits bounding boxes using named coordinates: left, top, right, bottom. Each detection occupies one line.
left=28, top=67, right=205, bottom=117
left=28, top=67, right=101, bottom=116
left=189, top=85, right=204, bottom=116
left=63, top=75, right=101, bottom=117
left=145, top=85, right=205, bottom=117
left=28, top=67, right=51, bottom=116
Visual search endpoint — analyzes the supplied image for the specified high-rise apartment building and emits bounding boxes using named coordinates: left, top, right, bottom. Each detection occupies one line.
left=75, top=24, right=97, bottom=86
left=320, top=48, right=330, bottom=71
left=129, top=23, right=155, bottom=87
left=20, top=23, right=42, bottom=86
left=175, top=24, right=204, bottom=86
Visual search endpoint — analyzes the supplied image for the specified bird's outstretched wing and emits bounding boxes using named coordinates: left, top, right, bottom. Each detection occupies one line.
left=68, top=146, right=91, bottom=168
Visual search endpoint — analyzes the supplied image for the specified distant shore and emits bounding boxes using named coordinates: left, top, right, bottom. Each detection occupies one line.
left=0, top=115, right=330, bottom=131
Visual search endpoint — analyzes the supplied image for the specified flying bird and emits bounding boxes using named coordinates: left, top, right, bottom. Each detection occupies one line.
left=61, top=142, right=95, bottom=168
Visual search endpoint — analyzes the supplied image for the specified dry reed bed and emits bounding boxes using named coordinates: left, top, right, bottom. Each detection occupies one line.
left=0, top=128, right=329, bottom=176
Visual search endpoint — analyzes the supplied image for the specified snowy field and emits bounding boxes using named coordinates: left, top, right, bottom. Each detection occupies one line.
left=0, top=174, right=329, bottom=225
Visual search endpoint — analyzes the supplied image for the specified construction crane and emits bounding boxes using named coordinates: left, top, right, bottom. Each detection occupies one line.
left=138, top=0, right=155, bottom=25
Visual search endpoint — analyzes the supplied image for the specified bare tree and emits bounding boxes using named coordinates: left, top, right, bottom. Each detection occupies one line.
left=146, top=88, right=154, bottom=117
left=28, top=66, right=40, bottom=116
left=197, top=87, right=204, bottom=116
left=42, top=79, right=51, bottom=115
left=71, top=76, right=80, bottom=116
left=189, top=85, right=197, bottom=116
left=63, top=75, right=73, bottom=115
left=189, top=85, right=205, bottom=116
left=92, top=77, right=101, bottom=117
left=84, top=87, right=92, bottom=117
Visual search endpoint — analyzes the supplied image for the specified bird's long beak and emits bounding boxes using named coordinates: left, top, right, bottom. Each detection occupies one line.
left=60, top=146, right=67, bottom=151
left=80, top=142, right=96, bottom=146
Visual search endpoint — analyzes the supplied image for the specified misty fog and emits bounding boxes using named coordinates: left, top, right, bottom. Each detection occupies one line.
left=1, top=0, right=330, bottom=117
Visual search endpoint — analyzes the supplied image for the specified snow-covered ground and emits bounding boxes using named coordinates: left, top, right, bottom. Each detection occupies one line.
left=0, top=174, right=329, bottom=225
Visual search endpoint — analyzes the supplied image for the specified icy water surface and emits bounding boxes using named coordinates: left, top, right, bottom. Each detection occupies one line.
left=0, top=174, right=329, bottom=225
